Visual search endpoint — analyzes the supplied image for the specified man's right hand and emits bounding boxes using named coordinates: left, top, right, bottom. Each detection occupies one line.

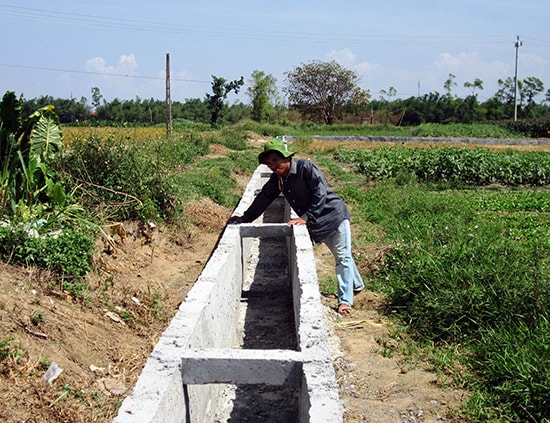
left=227, top=216, right=244, bottom=224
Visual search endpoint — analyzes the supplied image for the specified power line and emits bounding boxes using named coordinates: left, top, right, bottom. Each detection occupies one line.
left=0, top=62, right=211, bottom=84
left=0, top=3, right=521, bottom=46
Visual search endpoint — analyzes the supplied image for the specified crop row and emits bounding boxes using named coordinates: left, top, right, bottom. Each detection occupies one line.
left=334, top=145, right=550, bottom=186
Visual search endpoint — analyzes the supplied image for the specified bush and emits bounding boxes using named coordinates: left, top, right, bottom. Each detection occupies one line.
left=55, top=132, right=210, bottom=221
left=501, top=118, right=550, bottom=138
left=0, top=225, right=95, bottom=279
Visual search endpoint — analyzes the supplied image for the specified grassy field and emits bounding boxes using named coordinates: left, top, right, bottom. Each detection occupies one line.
left=302, top=138, right=550, bottom=423
left=4, top=122, right=549, bottom=422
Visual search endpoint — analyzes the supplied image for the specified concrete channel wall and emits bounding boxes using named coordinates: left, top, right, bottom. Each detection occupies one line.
left=113, top=165, right=343, bottom=423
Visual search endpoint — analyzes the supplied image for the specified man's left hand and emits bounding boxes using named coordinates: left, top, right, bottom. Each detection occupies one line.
left=287, top=218, right=306, bottom=225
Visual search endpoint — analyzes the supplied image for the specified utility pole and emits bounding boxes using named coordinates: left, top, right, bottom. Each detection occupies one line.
left=513, top=35, right=522, bottom=122
left=165, top=53, right=172, bottom=136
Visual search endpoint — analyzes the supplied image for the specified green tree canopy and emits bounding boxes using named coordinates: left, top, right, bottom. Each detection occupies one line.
left=283, top=60, right=370, bottom=124
left=205, top=75, right=244, bottom=126
left=247, top=70, right=278, bottom=123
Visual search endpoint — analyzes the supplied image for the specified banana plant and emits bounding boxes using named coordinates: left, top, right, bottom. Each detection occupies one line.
left=0, top=91, right=64, bottom=218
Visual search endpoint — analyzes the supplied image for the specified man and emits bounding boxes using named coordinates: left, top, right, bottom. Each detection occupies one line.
left=228, top=138, right=364, bottom=315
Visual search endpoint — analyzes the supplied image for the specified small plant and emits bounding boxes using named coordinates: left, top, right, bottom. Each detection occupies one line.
left=0, top=336, right=21, bottom=363
left=37, top=356, right=50, bottom=372
left=50, top=384, right=72, bottom=408
left=119, top=311, right=132, bottom=322
left=30, top=311, right=44, bottom=327
left=0, top=226, right=95, bottom=297
left=149, top=290, right=164, bottom=320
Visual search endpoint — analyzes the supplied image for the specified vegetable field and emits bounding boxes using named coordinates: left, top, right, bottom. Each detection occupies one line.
left=328, top=144, right=550, bottom=422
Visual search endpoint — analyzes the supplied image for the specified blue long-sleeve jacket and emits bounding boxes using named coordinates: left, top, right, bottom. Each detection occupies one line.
left=242, top=159, right=350, bottom=243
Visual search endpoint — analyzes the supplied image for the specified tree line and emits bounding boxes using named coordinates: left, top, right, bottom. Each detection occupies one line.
left=19, top=61, right=550, bottom=127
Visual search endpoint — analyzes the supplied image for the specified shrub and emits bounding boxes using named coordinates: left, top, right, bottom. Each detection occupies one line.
left=55, top=132, right=210, bottom=221
left=0, top=225, right=95, bottom=278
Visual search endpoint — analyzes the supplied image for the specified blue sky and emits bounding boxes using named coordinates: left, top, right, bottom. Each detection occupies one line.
left=1, top=1, right=549, bottom=106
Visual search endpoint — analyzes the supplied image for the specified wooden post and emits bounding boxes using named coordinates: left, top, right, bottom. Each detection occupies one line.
left=166, top=53, right=172, bottom=136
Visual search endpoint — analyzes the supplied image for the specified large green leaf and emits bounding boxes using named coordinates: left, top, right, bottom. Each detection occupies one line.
left=29, top=106, right=62, bottom=163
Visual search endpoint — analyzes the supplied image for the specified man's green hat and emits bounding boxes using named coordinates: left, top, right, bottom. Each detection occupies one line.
left=258, top=138, right=295, bottom=165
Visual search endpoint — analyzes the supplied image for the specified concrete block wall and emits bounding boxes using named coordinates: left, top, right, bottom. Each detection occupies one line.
left=113, top=165, right=342, bottom=422
left=113, top=226, right=243, bottom=423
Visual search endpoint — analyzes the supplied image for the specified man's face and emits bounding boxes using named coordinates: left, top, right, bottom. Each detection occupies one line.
left=265, top=152, right=291, bottom=176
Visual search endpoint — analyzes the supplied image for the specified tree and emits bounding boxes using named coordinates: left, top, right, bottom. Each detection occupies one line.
left=464, top=78, right=484, bottom=96
left=444, top=73, right=457, bottom=96
left=522, top=76, right=544, bottom=108
left=205, top=75, right=244, bottom=126
left=380, top=86, right=397, bottom=101
left=283, top=60, right=370, bottom=124
left=247, top=70, right=278, bottom=122
left=494, top=76, right=545, bottom=118
left=495, top=77, right=517, bottom=105
left=91, top=87, right=103, bottom=110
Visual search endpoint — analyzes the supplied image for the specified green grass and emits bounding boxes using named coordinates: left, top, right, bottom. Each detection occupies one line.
left=236, top=121, right=521, bottom=139
left=330, top=175, right=550, bottom=422
left=299, top=141, right=550, bottom=421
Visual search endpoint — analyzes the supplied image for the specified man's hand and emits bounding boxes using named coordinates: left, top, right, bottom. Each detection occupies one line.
left=287, top=217, right=306, bottom=225
left=228, top=216, right=244, bottom=224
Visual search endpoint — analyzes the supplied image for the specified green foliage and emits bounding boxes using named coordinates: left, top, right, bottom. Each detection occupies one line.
left=351, top=178, right=550, bottom=421
left=206, top=75, right=245, bottom=126
left=56, top=131, right=210, bottom=221
left=474, top=189, right=550, bottom=212
left=283, top=60, right=370, bottom=124
left=334, top=145, right=550, bottom=186
left=23, top=95, right=91, bottom=124
left=30, top=311, right=45, bottom=327
left=171, top=118, right=211, bottom=132
left=174, top=157, right=239, bottom=208
left=247, top=70, right=278, bottom=123
left=501, top=118, right=550, bottom=138
left=233, top=119, right=296, bottom=137
left=0, top=92, right=94, bottom=292
left=227, top=150, right=259, bottom=175
left=0, top=335, right=21, bottom=363
left=206, top=126, right=250, bottom=150
left=1, top=91, right=64, bottom=214
left=468, top=315, right=550, bottom=421
left=156, top=131, right=211, bottom=164
left=412, top=122, right=518, bottom=138
left=0, top=225, right=95, bottom=278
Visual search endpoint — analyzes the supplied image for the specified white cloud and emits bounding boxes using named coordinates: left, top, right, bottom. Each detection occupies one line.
left=326, top=48, right=357, bottom=66
left=85, top=54, right=139, bottom=75
left=435, top=52, right=472, bottom=69
left=432, top=51, right=513, bottom=98
left=83, top=54, right=146, bottom=101
left=324, top=47, right=383, bottom=88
